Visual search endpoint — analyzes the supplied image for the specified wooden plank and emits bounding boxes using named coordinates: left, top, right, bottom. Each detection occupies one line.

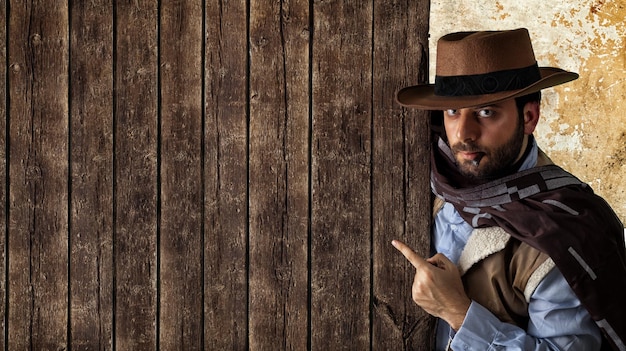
left=159, top=1, right=204, bottom=349
left=114, top=1, right=158, bottom=349
left=248, top=0, right=309, bottom=349
left=0, top=1, right=6, bottom=349
left=204, top=1, right=249, bottom=349
left=310, top=2, right=373, bottom=349
left=7, top=2, right=70, bottom=349
left=69, top=1, right=114, bottom=350
left=372, top=1, right=435, bottom=350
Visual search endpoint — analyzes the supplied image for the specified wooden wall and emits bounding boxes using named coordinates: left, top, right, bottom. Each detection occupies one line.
left=0, top=0, right=433, bottom=349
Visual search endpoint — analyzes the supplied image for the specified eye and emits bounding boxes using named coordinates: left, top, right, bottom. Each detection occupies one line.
left=477, top=109, right=494, bottom=118
left=445, top=109, right=458, bottom=116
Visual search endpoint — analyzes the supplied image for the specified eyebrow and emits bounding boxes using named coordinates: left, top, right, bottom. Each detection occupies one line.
left=473, top=104, right=501, bottom=109
left=444, top=103, right=504, bottom=111
left=442, top=103, right=505, bottom=114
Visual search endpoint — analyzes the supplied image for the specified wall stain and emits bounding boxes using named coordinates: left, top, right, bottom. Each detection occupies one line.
left=549, top=0, right=626, bottom=221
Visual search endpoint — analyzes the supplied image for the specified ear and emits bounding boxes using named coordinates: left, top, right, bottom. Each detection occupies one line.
left=523, top=101, right=540, bottom=135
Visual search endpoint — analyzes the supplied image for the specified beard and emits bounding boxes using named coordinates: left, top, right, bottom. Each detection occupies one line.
left=450, top=119, right=525, bottom=181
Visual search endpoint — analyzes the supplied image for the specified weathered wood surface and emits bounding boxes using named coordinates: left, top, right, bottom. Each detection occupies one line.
left=0, top=1, right=6, bottom=351
left=70, top=1, right=114, bottom=350
left=8, top=2, right=69, bottom=350
left=0, top=1, right=432, bottom=349
left=311, top=1, right=374, bottom=349
left=248, top=0, right=310, bottom=350
left=372, top=1, right=434, bottom=348
left=160, top=1, right=205, bottom=349
left=114, top=1, right=159, bottom=350
left=204, top=0, right=249, bottom=349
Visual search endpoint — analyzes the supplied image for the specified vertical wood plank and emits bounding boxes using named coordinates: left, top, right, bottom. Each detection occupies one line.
left=311, top=1, right=373, bottom=349
left=397, top=99, right=435, bottom=349
left=69, top=1, right=114, bottom=350
left=204, top=1, right=249, bottom=349
left=248, top=0, right=310, bottom=349
left=114, top=1, right=158, bottom=349
left=372, top=1, right=434, bottom=349
left=159, top=1, right=204, bottom=349
left=7, top=1, right=69, bottom=349
left=0, top=1, right=6, bottom=349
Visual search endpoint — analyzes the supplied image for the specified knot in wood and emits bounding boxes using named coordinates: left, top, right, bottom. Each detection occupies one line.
left=274, top=266, right=292, bottom=281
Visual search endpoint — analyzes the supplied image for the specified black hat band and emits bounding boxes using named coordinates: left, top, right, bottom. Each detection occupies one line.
left=434, top=63, right=542, bottom=97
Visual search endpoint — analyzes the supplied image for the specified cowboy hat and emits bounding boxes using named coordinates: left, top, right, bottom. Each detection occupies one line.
left=396, top=28, right=579, bottom=110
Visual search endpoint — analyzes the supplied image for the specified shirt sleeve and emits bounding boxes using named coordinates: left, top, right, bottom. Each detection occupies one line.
left=450, top=267, right=602, bottom=350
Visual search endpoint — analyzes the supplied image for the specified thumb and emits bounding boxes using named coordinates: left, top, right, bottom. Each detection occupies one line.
left=426, top=253, right=455, bottom=270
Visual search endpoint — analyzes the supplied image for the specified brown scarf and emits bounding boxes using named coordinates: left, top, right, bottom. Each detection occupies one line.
left=431, top=137, right=626, bottom=351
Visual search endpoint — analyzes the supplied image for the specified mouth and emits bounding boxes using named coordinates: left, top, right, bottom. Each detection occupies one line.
left=458, top=151, right=485, bottom=166
left=459, top=151, right=481, bottom=160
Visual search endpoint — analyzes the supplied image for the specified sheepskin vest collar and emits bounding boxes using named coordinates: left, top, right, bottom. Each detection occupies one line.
left=459, top=226, right=554, bottom=327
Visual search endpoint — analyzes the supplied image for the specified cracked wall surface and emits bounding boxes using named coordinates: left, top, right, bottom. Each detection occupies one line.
left=430, top=0, right=626, bottom=224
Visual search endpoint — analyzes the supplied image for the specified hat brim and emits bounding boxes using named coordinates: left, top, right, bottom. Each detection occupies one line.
left=396, top=67, right=579, bottom=110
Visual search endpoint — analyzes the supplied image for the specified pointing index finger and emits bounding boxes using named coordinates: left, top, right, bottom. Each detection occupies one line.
left=392, top=240, right=429, bottom=269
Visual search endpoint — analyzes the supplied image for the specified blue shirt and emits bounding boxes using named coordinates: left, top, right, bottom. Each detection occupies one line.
left=433, top=140, right=602, bottom=350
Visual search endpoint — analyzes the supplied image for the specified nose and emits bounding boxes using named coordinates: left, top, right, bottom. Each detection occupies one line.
left=455, top=110, right=480, bottom=142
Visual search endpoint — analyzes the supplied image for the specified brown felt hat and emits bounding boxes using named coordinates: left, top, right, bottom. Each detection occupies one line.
left=396, top=28, right=579, bottom=110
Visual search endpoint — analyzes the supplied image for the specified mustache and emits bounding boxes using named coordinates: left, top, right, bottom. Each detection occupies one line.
left=451, top=142, right=484, bottom=153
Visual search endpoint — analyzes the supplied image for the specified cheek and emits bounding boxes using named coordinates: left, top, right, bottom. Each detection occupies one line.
left=443, top=120, right=457, bottom=142
left=490, top=119, right=519, bottom=143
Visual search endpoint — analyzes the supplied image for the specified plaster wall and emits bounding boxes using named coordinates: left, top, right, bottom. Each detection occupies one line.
left=430, top=0, right=626, bottom=224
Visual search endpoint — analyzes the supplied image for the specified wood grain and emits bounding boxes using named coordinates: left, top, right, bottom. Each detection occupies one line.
left=159, top=0, right=204, bottom=349
left=372, top=0, right=434, bottom=349
left=0, top=1, right=433, bottom=349
left=0, top=1, right=6, bottom=349
left=204, top=0, right=250, bottom=349
left=69, top=1, right=114, bottom=350
left=311, top=1, right=374, bottom=349
left=114, top=1, right=158, bottom=349
left=7, top=2, right=70, bottom=349
left=248, top=0, right=310, bottom=349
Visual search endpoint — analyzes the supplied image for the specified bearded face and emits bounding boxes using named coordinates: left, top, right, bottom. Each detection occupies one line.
left=450, top=115, right=525, bottom=180
left=443, top=98, right=528, bottom=181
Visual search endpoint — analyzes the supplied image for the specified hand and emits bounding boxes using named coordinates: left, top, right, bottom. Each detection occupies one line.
left=392, top=240, right=471, bottom=330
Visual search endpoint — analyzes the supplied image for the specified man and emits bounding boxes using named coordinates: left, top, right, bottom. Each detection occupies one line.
left=392, top=28, right=626, bottom=350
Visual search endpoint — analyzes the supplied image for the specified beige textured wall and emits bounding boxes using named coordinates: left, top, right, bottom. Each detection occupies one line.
left=430, top=0, right=626, bottom=224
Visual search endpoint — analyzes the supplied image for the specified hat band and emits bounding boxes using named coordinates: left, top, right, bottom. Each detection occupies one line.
left=434, top=63, right=541, bottom=97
